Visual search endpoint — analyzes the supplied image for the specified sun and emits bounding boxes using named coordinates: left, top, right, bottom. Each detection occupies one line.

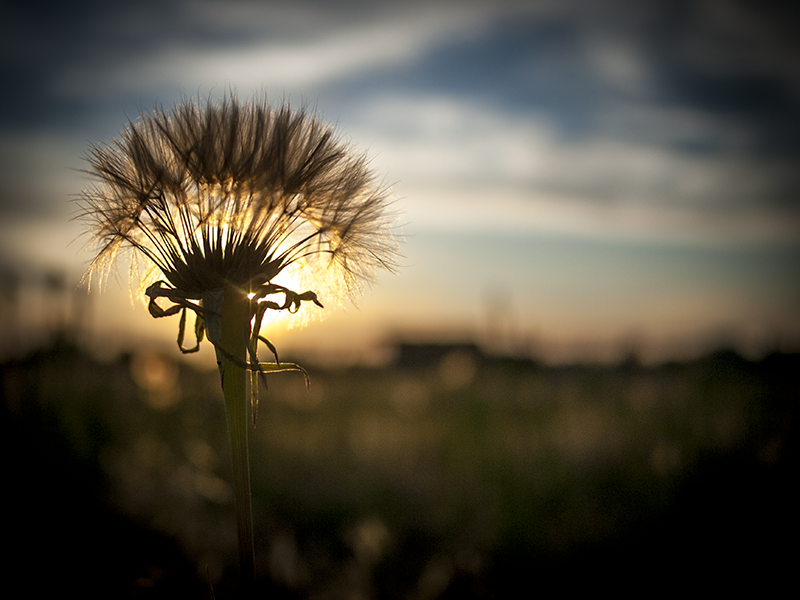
left=250, top=258, right=338, bottom=334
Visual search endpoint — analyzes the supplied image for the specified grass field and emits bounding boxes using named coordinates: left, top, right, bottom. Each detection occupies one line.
left=3, top=340, right=796, bottom=597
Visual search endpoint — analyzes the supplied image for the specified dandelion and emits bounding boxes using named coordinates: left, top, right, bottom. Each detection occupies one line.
left=77, top=93, right=400, bottom=590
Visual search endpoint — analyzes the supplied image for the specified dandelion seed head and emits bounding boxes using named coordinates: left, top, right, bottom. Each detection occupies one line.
left=78, top=93, right=400, bottom=307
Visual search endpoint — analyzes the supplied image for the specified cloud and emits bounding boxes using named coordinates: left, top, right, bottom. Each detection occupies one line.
left=345, top=93, right=800, bottom=243
left=0, top=132, right=85, bottom=214
left=671, top=0, right=800, bottom=93
left=7, top=0, right=800, bottom=244
left=50, top=2, right=492, bottom=100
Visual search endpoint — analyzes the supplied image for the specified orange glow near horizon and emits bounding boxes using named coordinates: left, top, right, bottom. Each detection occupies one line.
left=1, top=221, right=798, bottom=369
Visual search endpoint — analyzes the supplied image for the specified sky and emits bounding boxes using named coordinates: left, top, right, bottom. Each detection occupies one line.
left=1, top=0, right=799, bottom=364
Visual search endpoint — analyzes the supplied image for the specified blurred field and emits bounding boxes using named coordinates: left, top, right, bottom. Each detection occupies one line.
left=2, top=338, right=797, bottom=597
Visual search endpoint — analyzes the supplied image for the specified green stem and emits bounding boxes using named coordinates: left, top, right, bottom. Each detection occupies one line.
left=215, top=289, right=256, bottom=592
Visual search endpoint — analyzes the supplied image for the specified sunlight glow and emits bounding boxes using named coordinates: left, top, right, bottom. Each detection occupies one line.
left=255, top=257, right=341, bottom=334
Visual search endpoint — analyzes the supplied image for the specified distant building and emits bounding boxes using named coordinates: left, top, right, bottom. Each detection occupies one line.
left=393, top=342, right=484, bottom=371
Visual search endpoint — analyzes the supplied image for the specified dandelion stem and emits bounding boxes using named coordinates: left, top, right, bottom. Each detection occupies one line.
left=214, top=289, right=256, bottom=592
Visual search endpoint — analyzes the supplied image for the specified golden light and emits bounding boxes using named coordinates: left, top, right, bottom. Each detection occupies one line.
left=252, top=256, right=339, bottom=335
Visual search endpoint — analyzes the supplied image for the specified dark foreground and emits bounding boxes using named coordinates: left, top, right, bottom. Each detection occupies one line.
left=2, top=340, right=797, bottom=597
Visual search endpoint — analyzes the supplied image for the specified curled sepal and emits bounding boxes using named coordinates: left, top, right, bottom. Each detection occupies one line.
left=215, top=337, right=311, bottom=426
left=211, top=348, right=311, bottom=389
left=143, top=281, right=319, bottom=426
left=258, top=336, right=280, bottom=363
left=244, top=284, right=321, bottom=424
left=256, top=361, right=311, bottom=388
left=251, top=283, right=325, bottom=313
left=251, top=303, right=281, bottom=363
left=146, top=281, right=210, bottom=353
left=177, top=307, right=199, bottom=353
left=145, top=282, right=185, bottom=319
left=248, top=303, right=273, bottom=425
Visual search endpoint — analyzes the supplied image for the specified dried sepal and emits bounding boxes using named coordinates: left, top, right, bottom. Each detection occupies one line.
left=144, top=278, right=317, bottom=423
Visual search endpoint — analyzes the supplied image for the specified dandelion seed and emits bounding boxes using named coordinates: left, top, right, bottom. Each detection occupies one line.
left=78, top=93, right=399, bottom=359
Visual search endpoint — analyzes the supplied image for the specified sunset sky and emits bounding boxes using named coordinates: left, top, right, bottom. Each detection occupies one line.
left=1, top=0, right=798, bottom=364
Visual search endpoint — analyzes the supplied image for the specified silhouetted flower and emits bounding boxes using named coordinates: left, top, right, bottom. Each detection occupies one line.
left=77, top=94, right=401, bottom=586
left=78, top=94, right=399, bottom=356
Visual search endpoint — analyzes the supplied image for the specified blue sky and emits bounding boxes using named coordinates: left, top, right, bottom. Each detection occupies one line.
left=1, top=0, right=798, bottom=363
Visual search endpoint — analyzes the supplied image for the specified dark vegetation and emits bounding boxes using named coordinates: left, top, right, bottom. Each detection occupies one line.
left=2, top=339, right=797, bottom=597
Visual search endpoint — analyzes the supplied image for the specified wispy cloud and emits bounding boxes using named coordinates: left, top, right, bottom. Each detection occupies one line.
left=50, top=3, right=491, bottom=100
left=0, top=133, right=85, bottom=214
left=347, top=94, right=800, bottom=243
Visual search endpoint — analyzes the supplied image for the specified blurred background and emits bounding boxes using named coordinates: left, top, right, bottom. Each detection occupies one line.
left=1, top=0, right=798, bottom=597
